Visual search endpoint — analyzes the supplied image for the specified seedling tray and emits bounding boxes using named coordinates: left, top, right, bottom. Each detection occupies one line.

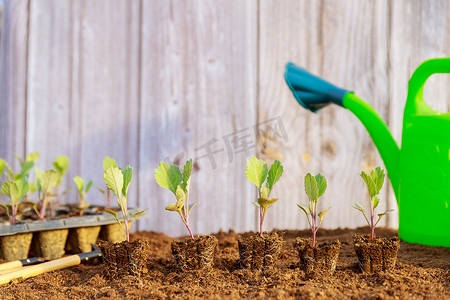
left=0, top=208, right=146, bottom=261
left=0, top=208, right=144, bottom=236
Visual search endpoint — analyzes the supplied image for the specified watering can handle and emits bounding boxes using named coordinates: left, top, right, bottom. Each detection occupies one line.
left=405, top=57, right=450, bottom=115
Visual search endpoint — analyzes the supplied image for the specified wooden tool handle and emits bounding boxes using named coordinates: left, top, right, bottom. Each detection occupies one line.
left=0, top=260, right=22, bottom=272
left=0, top=257, right=44, bottom=271
left=0, top=255, right=81, bottom=285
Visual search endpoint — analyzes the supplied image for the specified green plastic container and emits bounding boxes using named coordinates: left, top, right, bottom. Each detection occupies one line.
left=285, top=58, right=450, bottom=247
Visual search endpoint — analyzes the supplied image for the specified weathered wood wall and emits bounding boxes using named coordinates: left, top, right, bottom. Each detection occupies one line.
left=0, top=0, right=448, bottom=237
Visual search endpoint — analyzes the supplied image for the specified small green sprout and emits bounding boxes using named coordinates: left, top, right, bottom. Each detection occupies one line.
left=298, top=173, right=330, bottom=247
left=154, top=159, right=196, bottom=240
left=1, top=178, right=29, bottom=225
left=245, top=155, right=284, bottom=237
left=352, top=167, right=394, bottom=241
left=103, top=165, right=147, bottom=242
left=35, top=169, right=59, bottom=220
left=73, top=176, right=93, bottom=216
left=97, top=156, right=117, bottom=209
left=52, top=155, right=71, bottom=206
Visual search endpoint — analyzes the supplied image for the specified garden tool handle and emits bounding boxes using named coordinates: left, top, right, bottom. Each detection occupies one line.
left=0, top=257, right=44, bottom=272
left=0, top=254, right=81, bottom=285
left=405, top=57, right=450, bottom=115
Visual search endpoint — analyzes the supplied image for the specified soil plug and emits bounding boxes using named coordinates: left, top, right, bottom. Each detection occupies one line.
left=352, top=167, right=399, bottom=273
left=101, top=165, right=149, bottom=279
left=155, top=159, right=218, bottom=271
left=237, top=156, right=284, bottom=270
left=297, top=173, right=340, bottom=275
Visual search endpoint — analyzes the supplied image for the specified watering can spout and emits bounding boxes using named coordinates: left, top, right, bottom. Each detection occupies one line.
left=285, top=63, right=400, bottom=199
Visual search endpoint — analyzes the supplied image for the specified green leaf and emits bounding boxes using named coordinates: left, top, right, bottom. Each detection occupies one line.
left=371, top=196, right=380, bottom=209
left=318, top=207, right=331, bottom=220
left=130, top=208, right=149, bottom=230
left=41, top=170, right=58, bottom=191
left=16, top=179, right=28, bottom=199
left=266, top=160, right=283, bottom=192
left=103, top=156, right=117, bottom=171
left=25, top=152, right=40, bottom=164
left=28, top=182, right=37, bottom=193
left=245, top=155, right=268, bottom=190
left=121, top=166, right=133, bottom=196
left=105, top=209, right=120, bottom=222
left=97, top=187, right=105, bottom=195
left=104, top=166, right=124, bottom=197
left=352, top=202, right=365, bottom=213
left=304, top=173, right=319, bottom=202
left=188, top=202, right=198, bottom=212
left=165, top=199, right=184, bottom=212
left=15, top=154, right=23, bottom=167
left=85, top=180, right=93, bottom=193
left=261, top=186, right=269, bottom=199
left=252, top=201, right=260, bottom=208
left=257, top=197, right=279, bottom=210
left=378, top=208, right=394, bottom=218
left=18, top=161, right=35, bottom=179
left=0, top=159, right=10, bottom=179
left=73, top=176, right=84, bottom=193
left=154, top=162, right=182, bottom=194
left=315, top=174, right=327, bottom=197
left=34, top=168, right=43, bottom=191
left=361, top=171, right=377, bottom=197
left=180, top=159, right=192, bottom=192
left=0, top=204, right=9, bottom=216
left=53, top=155, right=70, bottom=175
left=370, top=167, right=385, bottom=194
left=133, top=208, right=148, bottom=220
left=1, top=182, right=12, bottom=198
left=175, top=185, right=186, bottom=201
left=297, top=204, right=311, bottom=215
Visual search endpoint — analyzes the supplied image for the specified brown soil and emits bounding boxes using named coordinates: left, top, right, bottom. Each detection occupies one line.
left=0, top=227, right=448, bottom=299
left=296, top=238, right=341, bottom=275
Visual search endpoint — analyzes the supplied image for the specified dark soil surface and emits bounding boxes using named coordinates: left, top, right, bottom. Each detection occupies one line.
left=0, top=227, right=448, bottom=299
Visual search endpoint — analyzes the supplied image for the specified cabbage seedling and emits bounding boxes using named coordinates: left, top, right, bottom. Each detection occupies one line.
left=245, top=156, right=284, bottom=237
left=154, top=159, right=196, bottom=240
left=52, top=155, right=70, bottom=206
left=103, top=165, right=147, bottom=242
left=73, top=176, right=93, bottom=216
left=352, top=167, right=394, bottom=241
left=298, top=173, right=330, bottom=247
left=35, top=169, right=59, bottom=220
left=97, top=156, right=117, bottom=209
left=1, top=178, right=29, bottom=225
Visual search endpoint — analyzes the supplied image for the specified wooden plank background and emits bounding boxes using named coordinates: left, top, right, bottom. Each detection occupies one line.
left=0, top=0, right=448, bottom=237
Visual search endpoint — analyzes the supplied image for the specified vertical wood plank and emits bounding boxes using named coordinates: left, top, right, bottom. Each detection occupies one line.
left=388, top=0, right=450, bottom=228
left=0, top=0, right=29, bottom=171
left=76, top=0, right=141, bottom=210
left=26, top=0, right=77, bottom=199
left=259, top=0, right=390, bottom=231
left=26, top=0, right=141, bottom=208
left=139, top=0, right=257, bottom=237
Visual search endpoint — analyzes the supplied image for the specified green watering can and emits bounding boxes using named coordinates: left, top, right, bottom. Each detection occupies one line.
left=285, top=58, right=450, bottom=247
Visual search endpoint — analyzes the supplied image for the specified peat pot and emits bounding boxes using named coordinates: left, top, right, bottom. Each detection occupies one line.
left=171, top=235, right=218, bottom=271
left=237, top=232, right=283, bottom=271
left=353, top=234, right=400, bottom=273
